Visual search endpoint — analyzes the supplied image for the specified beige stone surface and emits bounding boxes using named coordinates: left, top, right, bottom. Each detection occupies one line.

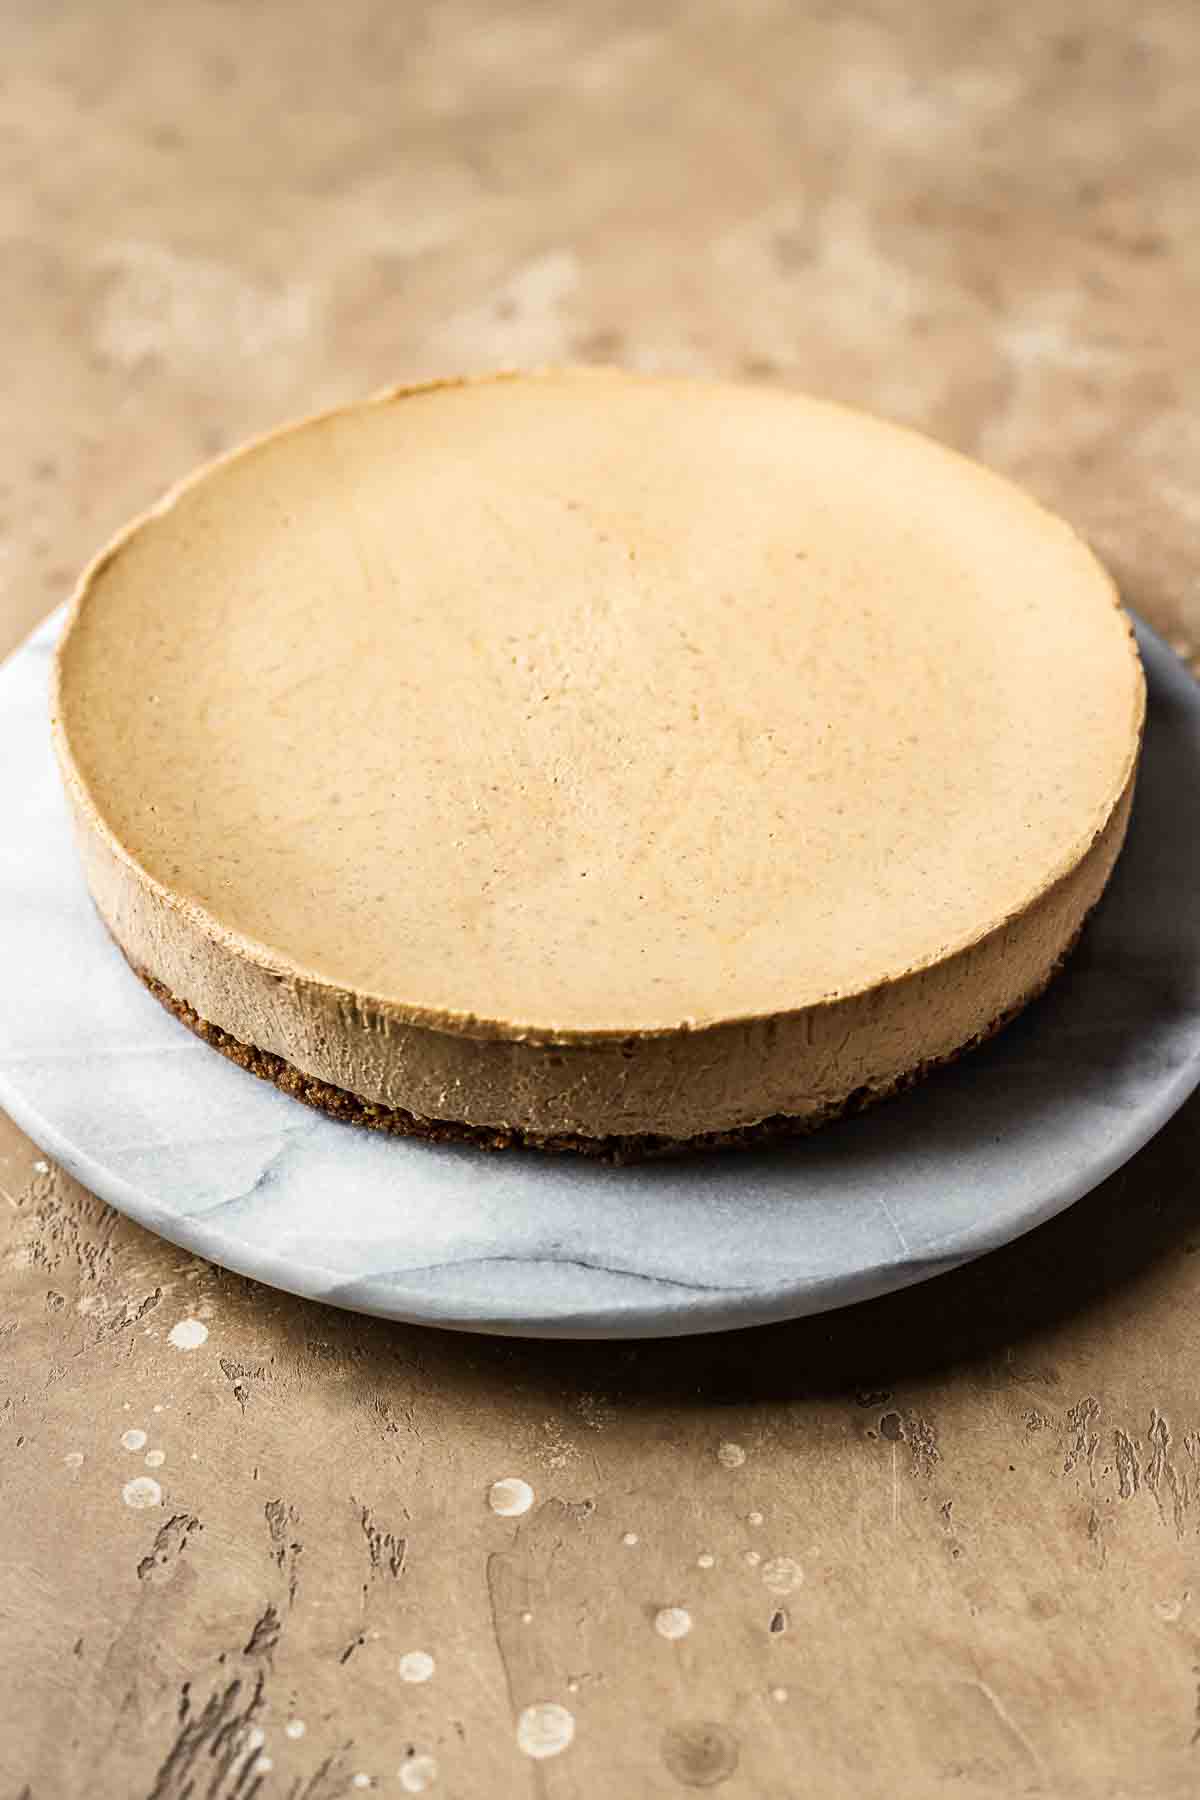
left=2, top=2, right=1200, bottom=1795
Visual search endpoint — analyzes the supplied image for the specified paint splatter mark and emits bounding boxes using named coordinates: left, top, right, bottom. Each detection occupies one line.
left=33, top=1159, right=49, bottom=1174
left=907, top=1414, right=941, bottom=1480
left=697, top=1553, right=715, bottom=1569
left=137, top=1512, right=200, bottom=1583
left=63, top=1451, right=84, bottom=1469
left=254, top=1756, right=273, bottom=1775
left=121, top=1428, right=147, bottom=1452
left=655, top=1606, right=693, bottom=1640
left=360, top=1504, right=407, bottom=1579
left=153, top=1404, right=164, bottom=1414
left=265, top=1497, right=303, bottom=1606
left=168, top=1318, right=209, bottom=1351
left=516, top=1702, right=575, bottom=1759
left=622, top=1531, right=639, bottom=1547
left=771, top=1686, right=788, bottom=1703
left=1145, top=1409, right=1189, bottom=1537
left=489, top=1477, right=534, bottom=1517
left=1153, top=1593, right=1189, bottom=1622
left=352, top=1776, right=371, bottom=1790
left=717, top=1442, right=746, bottom=1468
left=1064, top=1396, right=1101, bottom=1482
left=243, top=1603, right=281, bottom=1662
left=521, top=1610, right=534, bottom=1624
left=285, top=1719, right=306, bottom=1739
left=400, top=1755, right=439, bottom=1793
left=399, top=1651, right=435, bottom=1684
left=123, top=1476, right=163, bottom=1509
left=744, top=1551, right=761, bottom=1567
left=762, top=1556, right=804, bottom=1595
left=145, top=1449, right=166, bottom=1468
left=747, top=1511, right=764, bottom=1527
left=539, top=1419, right=580, bottom=1470
left=662, top=1721, right=739, bottom=1787
left=1114, top=1428, right=1141, bottom=1498
left=245, top=1727, right=266, bottom=1752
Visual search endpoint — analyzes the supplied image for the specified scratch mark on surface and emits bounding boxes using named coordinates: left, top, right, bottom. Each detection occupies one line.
left=961, top=1677, right=1046, bottom=1779
left=874, top=1191, right=911, bottom=1255
left=485, top=1550, right=527, bottom=1717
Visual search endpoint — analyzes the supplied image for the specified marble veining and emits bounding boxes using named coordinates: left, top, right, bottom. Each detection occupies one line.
left=1, top=608, right=1198, bottom=1338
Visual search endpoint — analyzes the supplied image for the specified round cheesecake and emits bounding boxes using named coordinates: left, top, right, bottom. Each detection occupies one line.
left=52, top=369, right=1145, bottom=1155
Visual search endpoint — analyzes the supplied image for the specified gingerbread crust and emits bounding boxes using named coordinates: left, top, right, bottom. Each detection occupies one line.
left=121, top=917, right=1092, bottom=1164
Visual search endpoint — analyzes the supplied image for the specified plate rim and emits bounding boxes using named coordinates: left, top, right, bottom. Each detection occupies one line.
left=2, top=607, right=1199, bottom=1339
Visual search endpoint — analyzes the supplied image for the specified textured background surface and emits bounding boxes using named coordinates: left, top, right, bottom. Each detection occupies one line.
left=3, top=2, right=1200, bottom=1795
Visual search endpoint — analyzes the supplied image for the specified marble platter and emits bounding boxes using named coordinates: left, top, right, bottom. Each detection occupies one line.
left=3, top=609, right=1200, bottom=1340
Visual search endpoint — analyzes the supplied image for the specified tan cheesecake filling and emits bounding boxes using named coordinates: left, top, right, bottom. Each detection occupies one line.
left=52, top=369, right=1145, bottom=1145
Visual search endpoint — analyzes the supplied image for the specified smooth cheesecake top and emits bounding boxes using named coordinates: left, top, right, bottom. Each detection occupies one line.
left=53, top=369, right=1144, bottom=1038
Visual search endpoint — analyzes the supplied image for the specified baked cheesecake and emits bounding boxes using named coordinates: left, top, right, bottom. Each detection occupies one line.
left=51, top=369, right=1145, bottom=1156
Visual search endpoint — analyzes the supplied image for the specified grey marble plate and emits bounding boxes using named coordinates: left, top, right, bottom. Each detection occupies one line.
left=2, top=609, right=1199, bottom=1339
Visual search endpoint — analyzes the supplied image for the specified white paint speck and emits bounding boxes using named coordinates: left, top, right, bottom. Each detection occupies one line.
left=697, top=1552, right=715, bottom=1569
left=33, top=1159, right=49, bottom=1174
left=120, top=1429, right=147, bottom=1452
left=622, top=1531, right=639, bottom=1547
left=516, top=1702, right=575, bottom=1760
left=145, top=1449, right=166, bottom=1468
left=747, top=1511, right=764, bottom=1527
left=285, top=1719, right=306, bottom=1740
left=254, top=1757, right=272, bottom=1776
left=520, top=1610, right=534, bottom=1624
left=352, top=1777, right=371, bottom=1790
left=152, top=1404, right=164, bottom=1414
left=771, top=1686, right=789, bottom=1703
left=399, top=1755, right=438, bottom=1793
left=762, top=1556, right=804, bottom=1595
left=63, top=1451, right=84, bottom=1469
left=123, top=1476, right=162, bottom=1509
left=489, top=1477, right=534, bottom=1517
left=744, top=1550, right=761, bottom=1567
left=398, top=1651, right=435, bottom=1684
left=245, top=1727, right=265, bottom=1752
left=1154, top=1594, right=1188, bottom=1622
left=717, top=1442, right=747, bottom=1468
left=168, top=1318, right=208, bottom=1351
left=654, top=1606, right=693, bottom=1641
